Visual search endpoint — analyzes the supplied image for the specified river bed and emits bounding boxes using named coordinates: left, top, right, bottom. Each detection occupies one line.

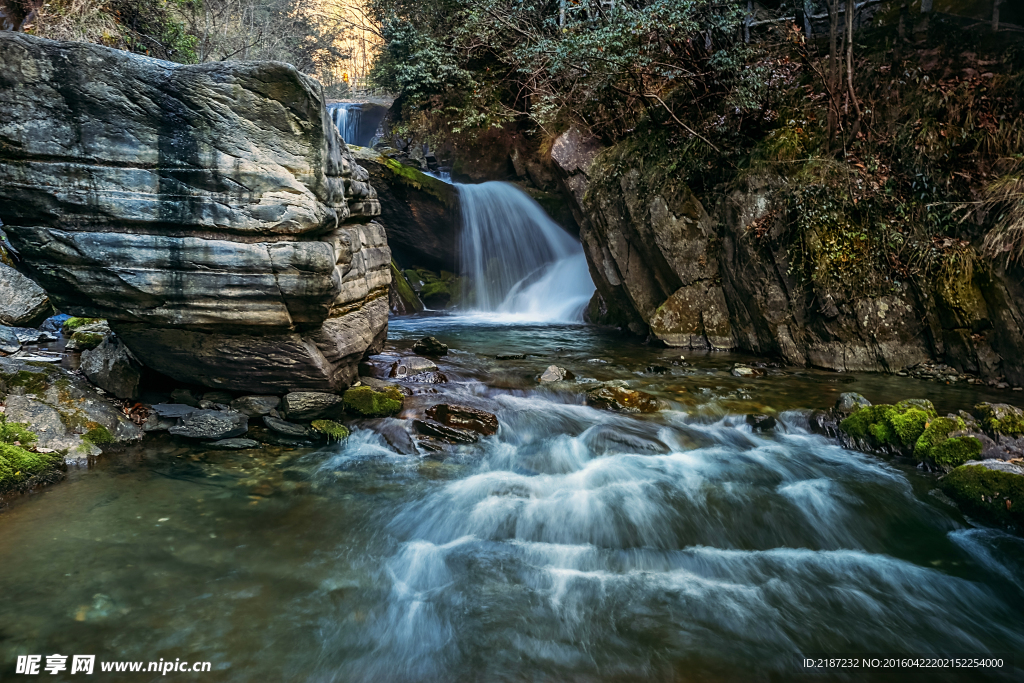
left=2, top=315, right=1023, bottom=682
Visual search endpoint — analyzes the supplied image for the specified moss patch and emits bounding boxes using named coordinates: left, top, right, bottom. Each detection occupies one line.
left=973, top=403, right=1024, bottom=437
left=70, top=331, right=105, bottom=350
left=310, top=419, right=350, bottom=441
left=63, top=317, right=102, bottom=332
left=940, top=465, right=1024, bottom=529
left=343, top=386, right=403, bottom=417
left=0, top=416, right=61, bottom=495
left=82, top=425, right=114, bottom=445
left=390, top=261, right=424, bottom=313
left=840, top=401, right=937, bottom=452
left=914, top=416, right=982, bottom=470
left=0, top=368, right=53, bottom=395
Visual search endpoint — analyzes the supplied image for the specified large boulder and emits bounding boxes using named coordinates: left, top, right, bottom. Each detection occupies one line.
left=0, top=263, right=51, bottom=327
left=0, top=33, right=389, bottom=393
left=80, top=334, right=142, bottom=400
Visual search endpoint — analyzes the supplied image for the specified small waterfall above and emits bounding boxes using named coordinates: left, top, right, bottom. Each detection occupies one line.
left=327, top=102, right=387, bottom=147
left=458, top=181, right=595, bottom=322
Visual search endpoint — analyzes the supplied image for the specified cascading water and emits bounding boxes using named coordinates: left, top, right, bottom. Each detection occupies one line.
left=328, top=103, right=361, bottom=145
left=327, top=102, right=387, bottom=147
left=458, top=181, right=595, bottom=322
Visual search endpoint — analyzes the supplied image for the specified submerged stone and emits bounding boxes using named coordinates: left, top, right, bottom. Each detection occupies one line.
left=169, top=410, right=248, bottom=440
left=205, top=438, right=260, bottom=450
left=585, top=385, right=660, bottom=413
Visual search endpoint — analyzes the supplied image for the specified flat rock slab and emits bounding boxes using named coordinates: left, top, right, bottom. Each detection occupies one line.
left=264, top=416, right=310, bottom=438
left=426, top=404, right=498, bottom=436
left=230, top=395, right=282, bottom=417
left=282, top=392, right=344, bottom=421
left=169, top=410, right=248, bottom=440
left=412, top=336, right=448, bottom=356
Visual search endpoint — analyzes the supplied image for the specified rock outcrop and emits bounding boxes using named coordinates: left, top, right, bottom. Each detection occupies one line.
left=0, top=33, right=389, bottom=393
left=555, top=128, right=1024, bottom=380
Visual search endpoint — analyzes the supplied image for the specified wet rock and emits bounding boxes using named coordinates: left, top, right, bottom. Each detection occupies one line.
left=282, top=391, right=345, bottom=421
left=0, top=326, right=20, bottom=354
left=539, top=365, right=574, bottom=383
left=496, top=353, right=526, bottom=360
left=808, top=409, right=840, bottom=437
left=746, top=413, right=777, bottom=431
left=360, top=418, right=419, bottom=454
left=834, top=392, right=871, bottom=415
left=426, top=404, right=499, bottom=436
left=940, top=460, right=1024, bottom=529
left=389, top=356, right=438, bottom=378
left=644, top=365, right=670, bottom=375
left=406, top=371, right=448, bottom=384
left=80, top=334, right=142, bottom=400
left=414, top=419, right=478, bottom=444
left=169, top=410, right=248, bottom=440
left=263, top=416, right=311, bottom=438
left=360, top=377, right=412, bottom=395
left=585, top=385, right=660, bottom=413
left=205, top=438, right=259, bottom=450
left=11, top=328, right=59, bottom=344
left=170, top=388, right=202, bottom=407
left=343, top=385, right=404, bottom=417
left=412, top=336, right=448, bottom=357
left=731, top=364, right=765, bottom=378
left=230, top=395, right=282, bottom=417
left=0, top=262, right=51, bottom=327
left=310, top=419, right=349, bottom=441
left=201, top=391, right=235, bottom=405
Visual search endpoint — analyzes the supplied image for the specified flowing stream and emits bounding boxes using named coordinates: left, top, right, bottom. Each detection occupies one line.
left=457, top=181, right=595, bottom=322
left=1, top=317, right=1023, bottom=682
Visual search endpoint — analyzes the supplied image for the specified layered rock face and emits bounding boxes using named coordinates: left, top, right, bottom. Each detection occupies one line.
left=555, top=130, right=1024, bottom=379
left=0, top=33, right=390, bottom=392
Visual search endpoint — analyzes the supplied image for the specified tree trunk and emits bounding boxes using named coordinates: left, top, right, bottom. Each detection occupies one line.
left=828, top=0, right=841, bottom=143
left=847, top=0, right=862, bottom=128
left=993, top=0, right=1002, bottom=32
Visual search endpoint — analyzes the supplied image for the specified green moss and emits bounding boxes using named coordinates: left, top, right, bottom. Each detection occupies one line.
left=310, top=419, right=350, bottom=441
left=940, top=465, right=1024, bottom=529
left=0, top=368, right=52, bottom=395
left=839, top=400, right=937, bottom=452
left=914, top=416, right=981, bottom=469
left=63, top=317, right=102, bottom=332
left=0, top=416, right=59, bottom=494
left=381, top=156, right=458, bottom=207
left=973, top=403, right=1024, bottom=437
left=390, top=261, right=424, bottom=313
left=343, top=386, right=404, bottom=417
left=82, top=425, right=113, bottom=445
left=70, top=331, right=104, bottom=350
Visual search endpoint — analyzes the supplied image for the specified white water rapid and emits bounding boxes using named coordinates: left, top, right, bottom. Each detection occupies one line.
left=457, top=181, right=595, bottom=322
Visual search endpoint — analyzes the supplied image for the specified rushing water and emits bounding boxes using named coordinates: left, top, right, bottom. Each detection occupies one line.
left=2, top=316, right=1024, bottom=682
left=327, top=103, right=383, bottom=147
left=458, top=182, right=595, bottom=322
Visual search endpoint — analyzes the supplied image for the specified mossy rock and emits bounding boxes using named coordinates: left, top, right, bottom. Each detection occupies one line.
left=914, top=416, right=982, bottom=470
left=390, top=261, right=424, bottom=313
left=343, top=386, right=404, bottom=417
left=63, top=317, right=102, bottom=332
left=973, top=403, right=1024, bottom=437
left=70, top=330, right=104, bottom=350
left=840, top=400, right=937, bottom=453
left=311, top=419, right=350, bottom=441
left=0, top=366, right=53, bottom=395
left=0, top=416, right=62, bottom=495
left=940, top=463, right=1024, bottom=529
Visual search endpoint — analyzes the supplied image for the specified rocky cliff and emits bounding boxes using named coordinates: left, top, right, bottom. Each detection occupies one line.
left=555, top=130, right=1024, bottom=383
left=0, top=33, right=390, bottom=393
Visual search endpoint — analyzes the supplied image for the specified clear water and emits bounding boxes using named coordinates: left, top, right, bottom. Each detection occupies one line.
left=458, top=182, right=595, bottom=322
left=2, top=315, right=1023, bottom=682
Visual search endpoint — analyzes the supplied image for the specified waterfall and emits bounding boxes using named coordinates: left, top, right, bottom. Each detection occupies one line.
left=327, top=103, right=386, bottom=147
left=458, top=181, right=595, bottom=322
